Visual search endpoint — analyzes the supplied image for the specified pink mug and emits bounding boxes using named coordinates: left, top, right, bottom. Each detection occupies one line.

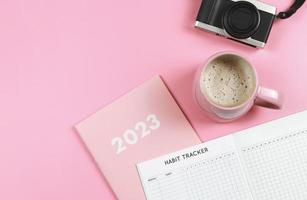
left=194, top=52, right=283, bottom=122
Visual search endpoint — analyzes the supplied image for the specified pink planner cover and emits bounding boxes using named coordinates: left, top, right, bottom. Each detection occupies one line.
left=75, top=75, right=201, bottom=200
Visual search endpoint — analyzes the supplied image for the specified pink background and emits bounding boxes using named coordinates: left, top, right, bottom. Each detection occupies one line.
left=0, top=0, right=306, bottom=199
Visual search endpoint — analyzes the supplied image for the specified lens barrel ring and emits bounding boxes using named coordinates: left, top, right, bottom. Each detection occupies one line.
left=223, top=1, right=261, bottom=39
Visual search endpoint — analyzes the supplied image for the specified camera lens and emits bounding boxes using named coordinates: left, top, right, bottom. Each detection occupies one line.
left=223, top=1, right=260, bottom=39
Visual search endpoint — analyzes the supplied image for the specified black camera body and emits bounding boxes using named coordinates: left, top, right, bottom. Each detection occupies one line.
left=195, top=0, right=277, bottom=48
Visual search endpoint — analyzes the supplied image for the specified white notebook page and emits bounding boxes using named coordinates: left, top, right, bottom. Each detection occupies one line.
left=234, top=111, right=307, bottom=200
left=137, top=135, right=253, bottom=200
left=137, top=110, right=307, bottom=200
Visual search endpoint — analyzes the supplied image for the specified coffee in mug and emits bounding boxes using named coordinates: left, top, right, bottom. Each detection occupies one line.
left=194, top=52, right=283, bottom=122
left=201, top=54, right=256, bottom=107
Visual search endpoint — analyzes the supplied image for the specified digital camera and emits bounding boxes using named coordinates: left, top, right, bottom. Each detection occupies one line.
left=195, top=0, right=277, bottom=48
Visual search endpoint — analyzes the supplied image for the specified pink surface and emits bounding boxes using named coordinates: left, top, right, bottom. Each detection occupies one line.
left=0, top=0, right=306, bottom=199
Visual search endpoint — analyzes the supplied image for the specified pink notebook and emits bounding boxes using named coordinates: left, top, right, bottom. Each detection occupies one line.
left=75, top=76, right=201, bottom=200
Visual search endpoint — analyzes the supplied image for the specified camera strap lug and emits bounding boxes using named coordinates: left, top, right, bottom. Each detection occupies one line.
left=276, top=0, right=305, bottom=19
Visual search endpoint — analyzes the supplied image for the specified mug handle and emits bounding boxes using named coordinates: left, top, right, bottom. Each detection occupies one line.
left=255, top=87, right=283, bottom=109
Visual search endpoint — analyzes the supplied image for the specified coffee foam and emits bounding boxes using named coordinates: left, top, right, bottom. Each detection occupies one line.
left=201, top=55, right=256, bottom=107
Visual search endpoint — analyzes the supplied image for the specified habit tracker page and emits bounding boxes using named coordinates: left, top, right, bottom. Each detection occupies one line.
left=137, top=110, right=307, bottom=200
left=137, top=135, right=253, bottom=200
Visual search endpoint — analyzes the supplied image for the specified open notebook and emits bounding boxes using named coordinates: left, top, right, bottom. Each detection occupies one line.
left=137, top=110, right=307, bottom=200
